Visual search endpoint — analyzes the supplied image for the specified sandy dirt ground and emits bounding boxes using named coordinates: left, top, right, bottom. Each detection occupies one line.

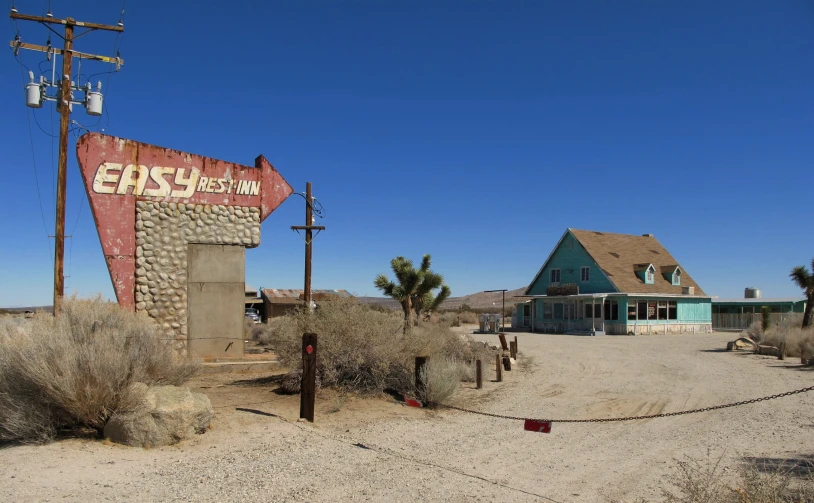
left=1, top=327, right=813, bottom=502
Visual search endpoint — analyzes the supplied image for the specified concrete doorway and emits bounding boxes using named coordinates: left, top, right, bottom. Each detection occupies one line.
left=187, top=244, right=245, bottom=359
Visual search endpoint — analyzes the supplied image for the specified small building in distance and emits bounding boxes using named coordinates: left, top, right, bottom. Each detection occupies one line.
left=711, top=289, right=806, bottom=330
left=260, top=288, right=353, bottom=320
left=514, top=228, right=712, bottom=335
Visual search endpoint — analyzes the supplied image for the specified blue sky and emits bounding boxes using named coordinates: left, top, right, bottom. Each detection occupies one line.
left=2, top=0, right=813, bottom=307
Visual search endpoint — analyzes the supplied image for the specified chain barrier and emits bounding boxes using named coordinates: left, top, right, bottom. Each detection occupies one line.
left=434, top=385, right=814, bottom=423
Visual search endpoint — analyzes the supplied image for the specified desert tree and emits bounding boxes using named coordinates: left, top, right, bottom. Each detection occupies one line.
left=374, top=254, right=450, bottom=331
left=790, top=259, right=814, bottom=329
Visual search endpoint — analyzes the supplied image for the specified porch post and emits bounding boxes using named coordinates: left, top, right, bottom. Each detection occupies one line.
left=591, top=298, right=595, bottom=332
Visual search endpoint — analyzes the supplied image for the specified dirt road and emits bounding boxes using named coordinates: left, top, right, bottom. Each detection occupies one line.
left=2, top=329, right=812, bottom=502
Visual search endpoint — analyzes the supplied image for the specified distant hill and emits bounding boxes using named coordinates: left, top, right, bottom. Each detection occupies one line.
left=355, top=286, right=528, bottom=312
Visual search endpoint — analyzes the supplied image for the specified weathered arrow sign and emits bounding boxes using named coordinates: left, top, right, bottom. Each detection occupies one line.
left=76, top=133, right=293, bottom=308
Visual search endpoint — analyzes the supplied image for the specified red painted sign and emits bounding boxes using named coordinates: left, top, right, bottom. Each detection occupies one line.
left=76, top=133, right=293, bottom=308
left=523, top=419, right=552, bottom=433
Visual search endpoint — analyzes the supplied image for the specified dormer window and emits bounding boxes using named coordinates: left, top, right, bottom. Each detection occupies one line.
left=673, top=268, right=681, bottom=285
left=646, top=265, right=655, bottom=284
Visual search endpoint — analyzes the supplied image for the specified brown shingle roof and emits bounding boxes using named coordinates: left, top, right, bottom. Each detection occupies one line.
left=569, top=229, right=705, bottom=295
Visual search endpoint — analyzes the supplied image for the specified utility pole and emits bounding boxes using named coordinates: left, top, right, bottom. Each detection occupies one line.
left=484, top=289, right=508, bottom=331
left=10, top=6, right=124, bottom=313
left=291, top=182, right=325, bottom=311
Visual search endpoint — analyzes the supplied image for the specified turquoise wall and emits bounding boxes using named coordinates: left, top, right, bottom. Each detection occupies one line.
left=625, top=296, right=711, bottom=323
left=527, top=231, right=618, bottom=295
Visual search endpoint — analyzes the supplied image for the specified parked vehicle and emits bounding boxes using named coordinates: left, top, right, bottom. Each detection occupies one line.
left=245, top=308, right=261, bottom=324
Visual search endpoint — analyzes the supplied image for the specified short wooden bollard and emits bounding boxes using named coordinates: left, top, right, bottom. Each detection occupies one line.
left=300, top=333, right=318, bottom=422
left=495, top=354, right=502, bottom=382
left=415, top=356, right=428, bottom=401
left=514, top=335, right=518, bottom=352
left=498, top=333, right=509, bottom=351
left=510, top=341, right=517, bottom=359
left=778, top=342, right=786, bottom=361
left=475, top=360, right=482, bottom=389
left=503, top=355, right=512, bottom=371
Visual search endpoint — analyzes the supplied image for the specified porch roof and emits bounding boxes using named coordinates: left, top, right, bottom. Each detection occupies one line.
left=517, top=292, right=713, bottom=300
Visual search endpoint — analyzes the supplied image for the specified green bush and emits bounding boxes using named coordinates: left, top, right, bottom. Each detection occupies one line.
left=0, top=296, right=199, bottom=444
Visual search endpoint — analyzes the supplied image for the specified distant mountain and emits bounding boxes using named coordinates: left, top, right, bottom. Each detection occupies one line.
left=354, top=286, right=528, bottom=311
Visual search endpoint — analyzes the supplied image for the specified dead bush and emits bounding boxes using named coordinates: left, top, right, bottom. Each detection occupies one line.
left=262, top=297, right=496, bottom=397
left=457, top=311, right=479, bottom=324
left=746, top=321, right=763, bottom=343
left=761, top=322, right=814, bottom=358
left=421, top=358, right=462, bottom=404
left=661, top=450, right=814, bottom=503
left=0, top=296, right=199, bottom=444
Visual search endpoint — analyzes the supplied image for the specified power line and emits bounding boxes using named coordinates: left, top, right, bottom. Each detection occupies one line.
left=16, top=51, right=54, bottom=260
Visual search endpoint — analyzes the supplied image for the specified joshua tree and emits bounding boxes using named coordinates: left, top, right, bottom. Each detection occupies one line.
left=790, top=259, right=814, bottom=329
left=374, top=254, right=451, bottom=331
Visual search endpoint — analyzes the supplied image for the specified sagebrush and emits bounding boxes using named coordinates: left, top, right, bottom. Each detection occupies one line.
left=760, top=314, right=813, bottom=358
left=0, top=296, right=199, bottom=444
left=256, top=297, right=495, bottom=397
left=661, top=451, right=814, bottom=503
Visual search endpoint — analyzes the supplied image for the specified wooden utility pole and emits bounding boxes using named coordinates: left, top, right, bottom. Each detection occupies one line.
left=291, top=182, right=325, bottom=311
left=10, top=10, right=123, bottom=314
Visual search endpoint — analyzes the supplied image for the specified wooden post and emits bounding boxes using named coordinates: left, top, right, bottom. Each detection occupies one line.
left=778, top=342, right=786, bottom=361
left=415, top=356, right=428, bottom=401
left=498, top=333, right=509, bottom=351
left=514, top=335, right=518, bottom=352
left=503, top=355, right=512, bottom=371
left=510, top=341, right=517, bottom=359
left=475, top=360, right=482, bottom=389
left=300, top=333, right=318, bottom=422
left=495, top=353, right=502, bottom=382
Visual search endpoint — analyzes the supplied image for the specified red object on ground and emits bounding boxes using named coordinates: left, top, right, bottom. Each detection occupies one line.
left=524, top=419, right=552, bottom=433
left=403, top=395, right=423, bottom=408
left=76, top=133, right=293, bottom=309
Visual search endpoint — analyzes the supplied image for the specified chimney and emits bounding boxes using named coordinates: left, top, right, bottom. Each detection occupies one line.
left=682, top=286, right=695, bottom=295
left=642, top=233, right=654, bottom=237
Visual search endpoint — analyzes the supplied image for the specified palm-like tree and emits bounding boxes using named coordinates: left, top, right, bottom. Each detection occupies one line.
left=374, top=254, right=451, bottom=331
left=790, top=258, right=814, bottom=329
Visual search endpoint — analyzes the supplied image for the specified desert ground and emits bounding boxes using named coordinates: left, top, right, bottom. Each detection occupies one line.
left=1, top=327, right=812, bottom=502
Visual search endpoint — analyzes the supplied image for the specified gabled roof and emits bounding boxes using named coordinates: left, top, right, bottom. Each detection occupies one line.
left=569, top=229, right=705, bottom=295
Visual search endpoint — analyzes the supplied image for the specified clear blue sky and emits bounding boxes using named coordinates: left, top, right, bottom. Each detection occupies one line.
left=2, top=0, right=813, bottom=307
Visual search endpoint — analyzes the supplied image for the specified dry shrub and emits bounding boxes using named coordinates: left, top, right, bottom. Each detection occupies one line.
left=746, top=321, right=763, bottom=343
left=662, top=450, right=814, bottom=503
left=457, top=311, right=479, bottom=324
left=760, top=314, right=813, bottom=358
left=421, top=358, right=462, bottom=404
left=0, top=296, right=199, bottom=444
left=260, top=297, right=496, bottom=397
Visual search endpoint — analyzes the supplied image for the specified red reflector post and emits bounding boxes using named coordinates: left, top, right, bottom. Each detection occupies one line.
left=524, top=419, right=551, bottom=433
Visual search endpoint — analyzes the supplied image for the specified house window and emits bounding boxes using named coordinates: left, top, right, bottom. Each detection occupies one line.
left=604, top=299, right=618, bottom=320
left=628, top=304, right=637, bottom=320
left=550, top=268, right=561, bottom=283
left=646, top=266, right=655, bottom=284
left=673, top=269, right=681, bottom=286
left=668, top=301, right=677, bottom=320
left=543, top=301, right=553, bottom=319
left=638, top=301, right=648, bottom=320
left=648, top=301, right=658, bottom=320
left=581, top=266, right=590, bottom=282
left=553, top=303, right=564, bottom=319
left=585, top=303, right=593, bottom=318
left=658, top=301, right=668, bottom=320
left=523, top=304, right=531, bottom=316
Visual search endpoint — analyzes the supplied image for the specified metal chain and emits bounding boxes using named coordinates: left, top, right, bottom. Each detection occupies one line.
left=435, top=385, right=814, bottom=423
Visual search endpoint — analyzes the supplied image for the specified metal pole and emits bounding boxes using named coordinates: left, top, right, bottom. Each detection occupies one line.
left=53, top=21, right=74, bottom=315
left=304, top=182, right=312, bottom=311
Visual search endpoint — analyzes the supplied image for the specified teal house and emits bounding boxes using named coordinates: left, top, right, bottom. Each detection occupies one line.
left=514, top=229, right=712, bottom=335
